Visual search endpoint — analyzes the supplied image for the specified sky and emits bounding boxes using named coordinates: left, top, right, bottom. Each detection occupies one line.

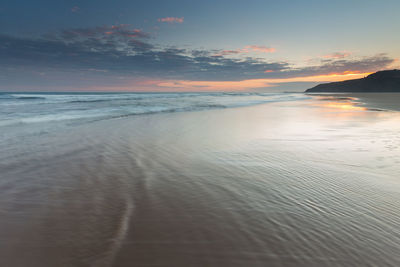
left=1, top=0, right=399, bottom=92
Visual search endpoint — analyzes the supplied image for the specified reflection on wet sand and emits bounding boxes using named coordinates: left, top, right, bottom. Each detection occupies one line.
left=313, top=96, right=367, bottom=111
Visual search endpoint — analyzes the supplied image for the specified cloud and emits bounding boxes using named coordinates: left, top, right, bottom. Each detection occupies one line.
left=0, top=26, right=395, bottom=91
left=55, top=24, right=150, bottom=41
left=215, top=50, right=242, bottom=56
left=106, top=28, right=149, bottom=38
left=245, top=45, right=276, bottom=53
left=214, top=45, right=276, bottom=56
left=296, top=54, right=393, bottom=77
left=74, top=71, right=372, bottom=92
left=323, top=51, right=352, bottom=59
left=71, top=6, right=80, bottom=13
left=158, top=17, right=184, bottom=23
left=0, top=29, right=288, bottom=83
left=149, top=71, right=373, bottom=91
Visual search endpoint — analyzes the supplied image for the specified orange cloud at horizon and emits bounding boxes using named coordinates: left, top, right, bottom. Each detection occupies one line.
left=79, top=71, right=372, bottom=92
left=152, top=71, right=372, bottom=91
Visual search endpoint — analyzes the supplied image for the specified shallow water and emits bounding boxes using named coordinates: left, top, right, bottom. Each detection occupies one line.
left=0, top=92, right=307, bottom=126
left=1, top=94, right=400, bottom=266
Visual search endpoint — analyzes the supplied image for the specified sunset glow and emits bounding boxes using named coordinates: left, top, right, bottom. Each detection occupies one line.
left=150, top=72, right=372, bottom=91
left=1, top=0, right=399, bottom=92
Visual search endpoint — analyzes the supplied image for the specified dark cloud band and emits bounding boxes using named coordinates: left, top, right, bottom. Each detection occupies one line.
left=0, top=25, right=395, bottom=90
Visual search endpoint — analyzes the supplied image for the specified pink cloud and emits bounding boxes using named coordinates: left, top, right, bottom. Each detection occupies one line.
left=389, top=58, right=400, bottom=69
left=158, top=17, right=184, bottom=23
left=110, top=24, right=130, bottom=29
left=245, top=45, right=276, bottom=53
left=71, top=6, right=80, bottom=12
left=323, top=51, right=352, bottom=59
left=103, top=25, right=149, bottom=38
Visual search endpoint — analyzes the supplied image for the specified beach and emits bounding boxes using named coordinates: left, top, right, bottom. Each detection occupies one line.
left=1, top=93, right=400, bottom=266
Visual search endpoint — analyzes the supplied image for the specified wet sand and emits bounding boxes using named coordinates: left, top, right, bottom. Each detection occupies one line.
left=348, top=93, right=400, bottom=111
left=1, top=94, right=400, bottom=266
left=307, top=93, right=400, bottom=111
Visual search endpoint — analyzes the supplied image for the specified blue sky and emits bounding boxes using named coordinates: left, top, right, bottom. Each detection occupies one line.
left=1, top=0, right=399, bottom=91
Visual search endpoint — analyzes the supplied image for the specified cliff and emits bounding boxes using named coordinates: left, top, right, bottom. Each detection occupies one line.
left=305, top=70, right=400, bottom=93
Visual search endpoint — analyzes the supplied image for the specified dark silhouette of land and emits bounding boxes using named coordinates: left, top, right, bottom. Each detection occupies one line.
left=305, top=70, right=400, bottom=93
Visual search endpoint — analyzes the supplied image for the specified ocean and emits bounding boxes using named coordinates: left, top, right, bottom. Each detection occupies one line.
left=0, top=92, right=307, bottom=126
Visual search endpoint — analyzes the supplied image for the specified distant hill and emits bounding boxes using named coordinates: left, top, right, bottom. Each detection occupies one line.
left=305, top=70, right=400, bottom=93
